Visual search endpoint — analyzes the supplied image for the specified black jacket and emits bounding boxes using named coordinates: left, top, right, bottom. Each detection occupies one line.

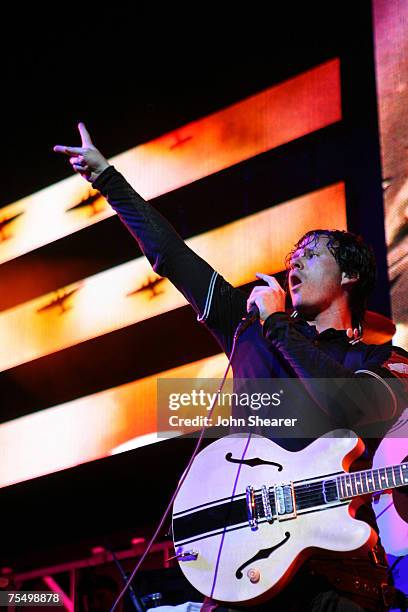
left=93, top=166, right=408, bottom=445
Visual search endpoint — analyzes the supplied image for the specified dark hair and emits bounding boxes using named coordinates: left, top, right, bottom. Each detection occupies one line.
left=286, top=229, right=377, bottom=327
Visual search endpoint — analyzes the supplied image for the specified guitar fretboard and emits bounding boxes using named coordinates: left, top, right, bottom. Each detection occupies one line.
left=337, top=462, right=408, bottom=499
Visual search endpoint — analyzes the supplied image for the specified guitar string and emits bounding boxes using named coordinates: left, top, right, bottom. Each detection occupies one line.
left=244, top=476, right=402, bottom=508
left=260, top=481, right=401, bottom=508
left=294, top=472, right=405, bottom=499
left=181, top=484, right=396, bottom=533
left=174, top=472, right=405, bottom=531
left=175, top=469, right=405, bottom=521
left=213, top=489, right=341, bottom=517
left=180, top=474, right=406, bottom=534
left=264, top=484, right=395, bottom=503
left=247, top=478, right=395, bottom=501
left=227, top=469, right=405, bottom=503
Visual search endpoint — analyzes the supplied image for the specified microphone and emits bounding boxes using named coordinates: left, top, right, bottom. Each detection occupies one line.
left=234, top=304, right=260, bottom=340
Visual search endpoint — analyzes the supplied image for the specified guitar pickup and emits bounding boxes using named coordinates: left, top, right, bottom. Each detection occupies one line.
left=323, top=479, right=339, bottom=503
left=274, top=483, right=296, bottom=520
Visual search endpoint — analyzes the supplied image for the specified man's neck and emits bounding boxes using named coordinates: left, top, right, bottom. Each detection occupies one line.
left=306, top=302, right=353, bottom=334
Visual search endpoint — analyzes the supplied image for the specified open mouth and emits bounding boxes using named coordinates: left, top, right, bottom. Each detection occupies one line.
left=290, top=274, right=303, bottom=289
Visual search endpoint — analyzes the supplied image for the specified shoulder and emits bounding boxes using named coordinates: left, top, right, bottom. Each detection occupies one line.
left=356, top=343, right=408, bottom=411
left=361, top=342, right=408, bottom=375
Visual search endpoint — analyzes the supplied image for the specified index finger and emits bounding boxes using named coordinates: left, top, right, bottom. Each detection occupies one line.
left=53, top=145, right=86, bottom=156
left=255, top=272, right=282, bottom=288
left=78, top=122, right=94, bottom=147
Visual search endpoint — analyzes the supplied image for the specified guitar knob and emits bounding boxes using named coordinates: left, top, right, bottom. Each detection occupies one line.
left=247, top=568, right=260, bottom=583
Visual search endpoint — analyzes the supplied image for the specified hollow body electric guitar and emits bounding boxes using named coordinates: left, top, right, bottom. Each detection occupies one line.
left=172, top=432, right=408, bottom=606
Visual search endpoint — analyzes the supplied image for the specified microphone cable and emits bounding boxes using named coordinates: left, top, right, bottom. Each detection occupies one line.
left=110, top=329, right=242, bottom=611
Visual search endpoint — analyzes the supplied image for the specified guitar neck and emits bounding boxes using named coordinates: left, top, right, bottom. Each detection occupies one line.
left=337, top=462, right=408, bottom=500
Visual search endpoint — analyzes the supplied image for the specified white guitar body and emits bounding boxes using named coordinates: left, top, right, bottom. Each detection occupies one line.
left=372, top=409, right=408, bottom=556
left=172, top=432, right=376, bottom=606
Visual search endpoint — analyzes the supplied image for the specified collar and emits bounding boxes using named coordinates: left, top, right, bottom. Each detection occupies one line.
left=292, top=315, right=355, bottom=343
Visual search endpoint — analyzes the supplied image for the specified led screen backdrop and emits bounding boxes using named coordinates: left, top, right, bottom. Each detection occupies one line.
left=0, top=60, right=340, bottom=265
left=0, top=60, right=345, bottom=487
left=372, top=0, right=408, bottom=578
left=0, top=187, right=346, bottom=487
left=374, top=0, right=408, bottom=351
left=0, top=184, right=345, bottom=373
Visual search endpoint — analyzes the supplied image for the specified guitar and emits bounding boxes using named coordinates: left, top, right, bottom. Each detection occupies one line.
left=172, top=431, right=408, bottom=606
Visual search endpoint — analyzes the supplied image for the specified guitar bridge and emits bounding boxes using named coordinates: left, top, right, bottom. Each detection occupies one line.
left=246, top=485, right=258, bottom=530
left=261, top=485, right=273, bottom=522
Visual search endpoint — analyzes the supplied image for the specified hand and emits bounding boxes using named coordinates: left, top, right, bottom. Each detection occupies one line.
left=54, top=122, right=110, bottom=183
left=247, top=273, right=286, bottom=323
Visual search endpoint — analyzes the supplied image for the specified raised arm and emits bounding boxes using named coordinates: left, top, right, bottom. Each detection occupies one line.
left=54, top=124, right=246, bottom=352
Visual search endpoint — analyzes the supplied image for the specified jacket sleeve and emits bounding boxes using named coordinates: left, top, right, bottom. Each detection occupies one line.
left=92, top=166, right=246, bottom=353
left=263, top=312, right=408, bottom=431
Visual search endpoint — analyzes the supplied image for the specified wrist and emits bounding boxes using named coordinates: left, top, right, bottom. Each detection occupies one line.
left=263, top=311, right=290, bottom=339
left=93, top=161, right=111, bottom=179
left=91, top=165, right=116, bottom=190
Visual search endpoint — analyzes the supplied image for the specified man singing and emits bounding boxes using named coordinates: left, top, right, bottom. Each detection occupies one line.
left=55, top=123, right=408, bottom=611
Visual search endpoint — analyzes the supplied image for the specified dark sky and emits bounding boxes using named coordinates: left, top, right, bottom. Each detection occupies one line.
left=0, top=3, right=362, bottom=208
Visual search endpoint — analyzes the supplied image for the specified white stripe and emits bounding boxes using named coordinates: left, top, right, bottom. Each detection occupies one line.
left=198, top=270, right=217, bottom=322
left=354, top=369, right=397, bottom=419
left=197, top=271, right=218, bottom=323
left=387, top=362, right=408, bottom=375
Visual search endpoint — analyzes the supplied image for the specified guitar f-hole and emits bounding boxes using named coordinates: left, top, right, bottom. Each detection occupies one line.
left=225, top=453, right=283, bottom=470
left=235, top=532, right=291, bottom=579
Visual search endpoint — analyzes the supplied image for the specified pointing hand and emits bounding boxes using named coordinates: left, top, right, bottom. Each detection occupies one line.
left=247, top=273, right=286, bottom=323
left=54, top=122, right=110, bottom=183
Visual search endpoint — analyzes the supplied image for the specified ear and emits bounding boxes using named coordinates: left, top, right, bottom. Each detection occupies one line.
left=341, top=271, right=359, bottom=288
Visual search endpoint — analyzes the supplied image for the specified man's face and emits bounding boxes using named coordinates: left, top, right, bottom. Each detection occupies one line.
left=288, top=234, right=345, bottom=319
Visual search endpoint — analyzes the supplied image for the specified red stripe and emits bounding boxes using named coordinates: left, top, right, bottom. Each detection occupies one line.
left=383, top=351, right=408, bottom=376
